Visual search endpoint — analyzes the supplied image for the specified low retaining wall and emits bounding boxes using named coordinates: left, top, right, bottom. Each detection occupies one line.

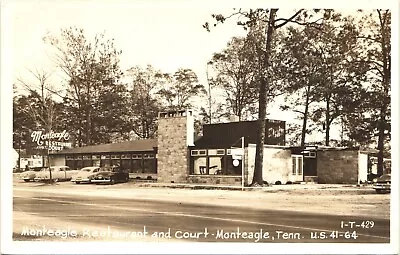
left=187, top=175, right=242, bottom=185
left=129, top=173, right=157, bottom=180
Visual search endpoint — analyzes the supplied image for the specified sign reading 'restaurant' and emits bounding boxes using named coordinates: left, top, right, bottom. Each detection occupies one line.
left=31, top=130, right=72, bottom=151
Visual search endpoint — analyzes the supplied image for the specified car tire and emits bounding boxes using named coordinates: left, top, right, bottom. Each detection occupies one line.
left=24, top=179, right=30, bottom=182
left=110, top=178, right=115, bottom=185
left=76, top=181, right=80, bottom=184
left=375, top=189, right=383, bottom=194
left=53, top=178, right=59, bottom=183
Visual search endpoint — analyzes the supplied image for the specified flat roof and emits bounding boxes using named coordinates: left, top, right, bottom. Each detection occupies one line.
left=51, top=139, right=157, bottom=155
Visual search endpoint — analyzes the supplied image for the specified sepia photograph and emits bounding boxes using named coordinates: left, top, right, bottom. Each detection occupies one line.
left=1, top=0, right=399, bottom=254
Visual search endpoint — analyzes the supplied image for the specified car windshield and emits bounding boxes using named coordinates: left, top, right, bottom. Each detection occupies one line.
left=378, top=174, right=391, bottom=181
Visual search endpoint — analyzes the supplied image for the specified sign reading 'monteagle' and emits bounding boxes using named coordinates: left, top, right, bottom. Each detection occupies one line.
left=31, top=130, right=70, bottom=146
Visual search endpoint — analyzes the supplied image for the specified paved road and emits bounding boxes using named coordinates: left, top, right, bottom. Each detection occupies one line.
left=13, top=189, right=390, bottom=243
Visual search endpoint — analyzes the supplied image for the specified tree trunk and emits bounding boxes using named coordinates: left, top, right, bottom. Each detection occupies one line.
left=252, top=8, right=277, bottom=186
left=301, top=86, right=311, bottom=147
left=325, top=95, right=330, bottom=146
left=86, top=106, right=91, bottom=145
left=377, top=108, right=385, bottom=176
left=376, top=9, right=390, bottom=176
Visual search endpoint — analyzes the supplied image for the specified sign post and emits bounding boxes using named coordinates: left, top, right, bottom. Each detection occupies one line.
left=30, top=129, right=72, bottom=182
left=231, top=137, right=245, bottom=190
left=241, top=137, right=245, bottom=191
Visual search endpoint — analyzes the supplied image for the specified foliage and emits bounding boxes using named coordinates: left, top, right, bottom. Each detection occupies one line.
left=157, top=68, right=205, bottom=110
left=44, top=27, right=126, bottom=145
left=126, top=65, right=166, bottom=139
left=356, top=10, right=391, bottom=175
left=209, top=37, right=259, bottom=120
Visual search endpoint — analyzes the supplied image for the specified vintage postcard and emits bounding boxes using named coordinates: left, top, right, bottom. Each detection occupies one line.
left=1, top=0, right=398, bottom=254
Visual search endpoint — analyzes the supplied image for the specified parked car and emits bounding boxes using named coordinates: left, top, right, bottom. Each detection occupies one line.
left=13, top=167, right=23, bottom=173
left=90, top=166, right=129, bottom=184
left=373, top=174, right=391, bottom=193
left=20, top=167, right=45, bottom=182
left=34, top=166, right=79, bottom=182
left=72, top=166, right=106, bottom=184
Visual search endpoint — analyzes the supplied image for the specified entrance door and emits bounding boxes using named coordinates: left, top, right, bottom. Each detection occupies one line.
left=302, top=150, right=317, bottom=181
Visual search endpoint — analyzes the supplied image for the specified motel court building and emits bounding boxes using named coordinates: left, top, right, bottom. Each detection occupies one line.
left=50, top=110, right=374, bottom=185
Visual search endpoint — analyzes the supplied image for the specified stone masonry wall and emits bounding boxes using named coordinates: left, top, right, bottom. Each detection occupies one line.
left=317, top=150, right=359, bottom=184
left=157, top=114, right=189, bottom=183
left=187, top=176, right=242, bottom=185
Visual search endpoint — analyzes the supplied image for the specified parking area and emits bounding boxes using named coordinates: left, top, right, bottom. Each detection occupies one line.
left=12, top=173, right=391, bottom=220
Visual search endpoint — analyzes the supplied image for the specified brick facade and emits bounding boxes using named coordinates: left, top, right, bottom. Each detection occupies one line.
left=157, top=110, right=193, bottom=183
left=317, top=150, right=359, bottom=184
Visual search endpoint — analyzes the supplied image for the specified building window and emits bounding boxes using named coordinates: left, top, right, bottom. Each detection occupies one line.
left=100, top=154, right=111, bottom=167
left=66, top=157, right=74, bottom=169
left=75, top=155, right=83, bottom=169
left=82, top=155, right=92, bottom=167
left=303, top=151, right=316, bottom=158
left=131, top=154, right=143, bottom=173
left=208, top=149, right=225, bottom=156
left=191, top=150, right=207, bottom=156
left=111, top=154, right=120, bottom=159
left=192, top=157, right=207, bottom=174
left=208, top=156, right=223, bottom=175
left=132, top=154, right=142, bottom=159
left=121, top=154, right=131, bottom=159
left=190, top=153, right=241, bottom=176
left=92, top=155, right=100, bottom=167
left=143, top=157, right=156, bottom=174
left=111, top=155, right=121, bottom=167
left=121, top=155, right=131, bottom=172
left=292, top=155, right=303, bottom=175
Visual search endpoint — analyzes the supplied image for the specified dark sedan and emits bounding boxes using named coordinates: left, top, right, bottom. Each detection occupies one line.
left=373, top=174, right=391, bottom=193
left=90, top=168, right=129, bottom=184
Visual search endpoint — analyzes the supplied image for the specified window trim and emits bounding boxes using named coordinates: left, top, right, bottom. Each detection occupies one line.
left=291, top=155, right=303, bottom=175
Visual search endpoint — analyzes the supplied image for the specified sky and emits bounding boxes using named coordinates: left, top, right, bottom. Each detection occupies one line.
left=1, top=0, right=399, bottom=254
left=3, top=0, right=399, bottom=140
left=10, top=1, right=250, bottom=92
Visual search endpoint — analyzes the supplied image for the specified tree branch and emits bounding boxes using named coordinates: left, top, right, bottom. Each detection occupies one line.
left=274, top=9, right=304, bottom=29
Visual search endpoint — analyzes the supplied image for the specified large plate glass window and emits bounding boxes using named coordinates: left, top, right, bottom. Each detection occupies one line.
left=92, top=155, right=101, bottom=167
left=131, top=154, right=142, bottom=173
left=143, top=154, right=156, bottom=174
left=121, top=154, right=131, bottom=172
left=75, top=155, right=83, bottom=169
left=100, top=154, right=111, bottom=167
left=82, top=155, right=92, bottom=167
left=66, top=155, right=75, bottom=169
left=111, top=154, right=120, bottom=167
left=192, top=157, right=207, bottom=174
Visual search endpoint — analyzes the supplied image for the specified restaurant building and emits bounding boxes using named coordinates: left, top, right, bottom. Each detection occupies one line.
left=50, top=139, right=157, bottom=179
left=50, top=109, right=374, bottom=185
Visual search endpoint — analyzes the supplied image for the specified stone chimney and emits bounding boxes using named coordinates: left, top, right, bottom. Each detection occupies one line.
left=157, top=109, right=194, bottom=183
